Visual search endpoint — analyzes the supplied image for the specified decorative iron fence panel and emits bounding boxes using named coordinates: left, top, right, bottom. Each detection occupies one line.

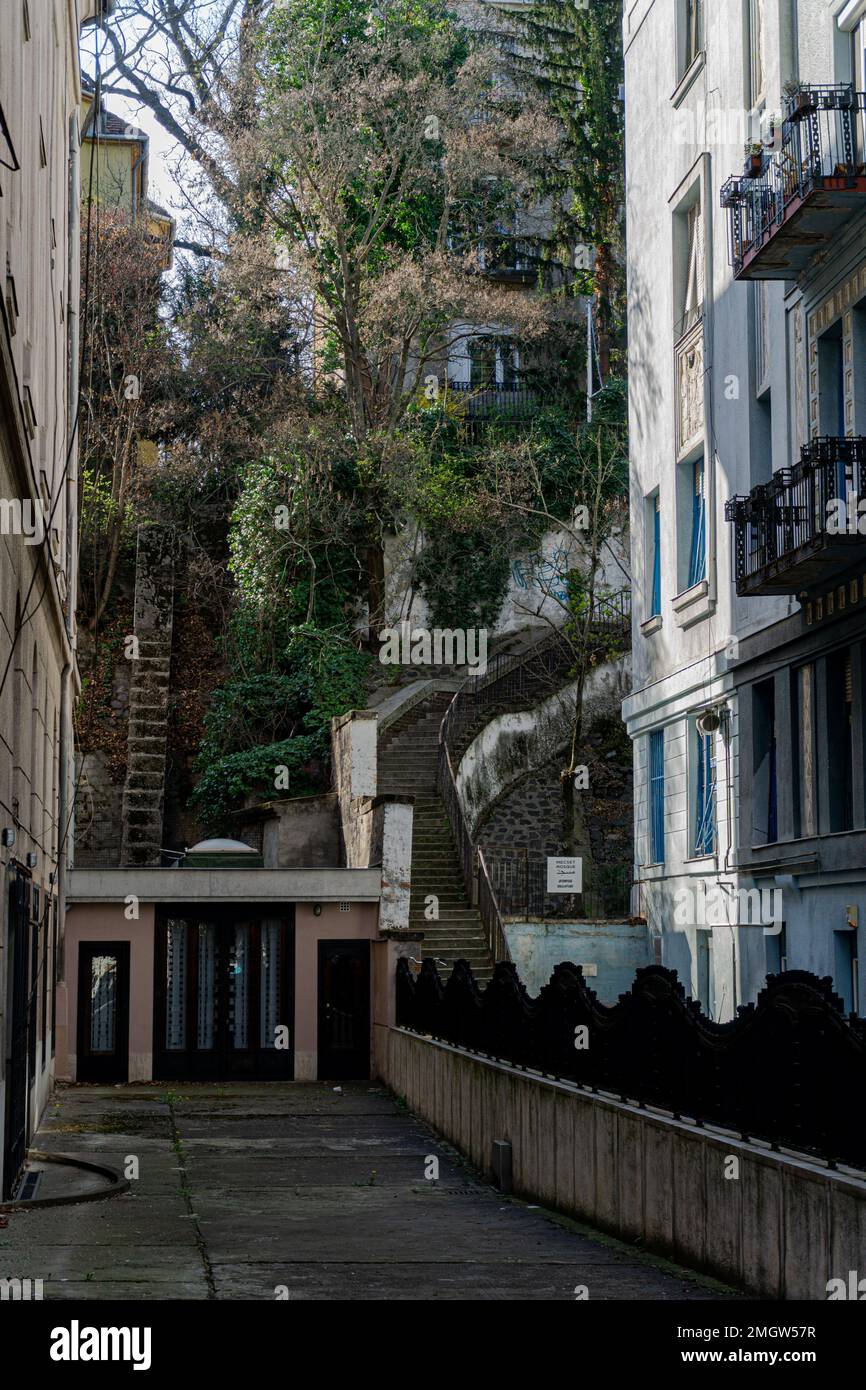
left=396, top=958, right=866, bottom=1171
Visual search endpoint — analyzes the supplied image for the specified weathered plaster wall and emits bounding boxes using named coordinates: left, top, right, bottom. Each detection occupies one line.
left=503, top=920, right=651, bottom=1003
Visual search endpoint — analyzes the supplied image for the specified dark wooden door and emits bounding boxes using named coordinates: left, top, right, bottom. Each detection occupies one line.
left=2, top=872, right=30, bottom=1199
left=317, top=941, right=370, bottom=1080
left=77, top=942, right=130, bottom=1083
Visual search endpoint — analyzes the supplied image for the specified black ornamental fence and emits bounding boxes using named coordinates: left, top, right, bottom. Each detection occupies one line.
left=396, top=957, right=866, bottom=1172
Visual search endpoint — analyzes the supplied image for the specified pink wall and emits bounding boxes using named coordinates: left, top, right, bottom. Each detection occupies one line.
left=293, top=902, right=379, bottom=1079
left=61, top=900, right=384, bottom=1082
left=59, top=902, right=156, bottom=1082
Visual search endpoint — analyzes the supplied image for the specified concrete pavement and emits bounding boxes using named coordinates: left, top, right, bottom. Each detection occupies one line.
left=0, top=1083, right=734, bottom=1300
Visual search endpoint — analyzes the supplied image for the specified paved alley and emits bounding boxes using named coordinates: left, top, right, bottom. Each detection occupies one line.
left=0, top=1083, right=732, bottom=1301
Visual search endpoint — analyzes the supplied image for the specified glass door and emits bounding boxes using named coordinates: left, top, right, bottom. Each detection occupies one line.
left=76, top=942, right=130, bottom=1083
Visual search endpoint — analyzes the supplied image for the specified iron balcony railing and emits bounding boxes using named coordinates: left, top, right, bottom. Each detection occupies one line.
left=725, top=436, right=866, bottom=596
left=720, top=84, right=866, bottom=278
left=444, top=379, right=539, bottom=419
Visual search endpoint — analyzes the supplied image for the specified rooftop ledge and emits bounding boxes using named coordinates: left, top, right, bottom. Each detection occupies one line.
left=67, top=865, right=383, bottom=904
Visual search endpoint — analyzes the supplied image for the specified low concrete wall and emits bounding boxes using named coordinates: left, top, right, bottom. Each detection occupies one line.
left=376, top=1024, right=866, bottom=1300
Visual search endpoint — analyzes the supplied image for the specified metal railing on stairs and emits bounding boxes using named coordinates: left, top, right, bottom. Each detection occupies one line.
left=435, top=592, right=632, bottom=964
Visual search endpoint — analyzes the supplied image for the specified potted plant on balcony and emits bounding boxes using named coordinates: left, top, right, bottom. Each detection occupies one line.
left=783, top=79, right=815, bottom=121
left=743, top=142, right=767, bottom=178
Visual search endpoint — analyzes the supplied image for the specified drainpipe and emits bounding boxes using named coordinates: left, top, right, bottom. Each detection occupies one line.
left=67, top=111, right=80, bottom=636
left=131, top=151, right=145, bottom=219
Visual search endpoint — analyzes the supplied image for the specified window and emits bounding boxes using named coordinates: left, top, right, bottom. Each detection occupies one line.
left=646, top=491, right=661, bottom=618
left=752, top=679, right=777, bottom=844
left=649, top=730, right=665, bottom=864
left=833, top=927, right=859, bottom=1015
left=696, top=931, right=714, bottom=1017
left=818, top=322, right=845, bottom=437
left=827, top=648, right=855, bottom=833
left=853, top=297, right=866, bottom=434
left=683, top=0, right=703, bottom=73
left=692, top=721, right=715, bottom=856
left=749, top=0, right=766, bottom=106
left=680, top=201, right=704, bottom=337
left=687, top=456, right=707, bottom=588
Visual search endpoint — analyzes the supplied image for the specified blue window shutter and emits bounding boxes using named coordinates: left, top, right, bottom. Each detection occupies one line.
left=688, top=458, right=706, bottom=588
left=651, top=496, right=661, bottom=616
left=694, top=728, right=715, bottom=855
left=649, top=730, right=665, bottom=863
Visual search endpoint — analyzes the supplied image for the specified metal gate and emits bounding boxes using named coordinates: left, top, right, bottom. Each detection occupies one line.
left=2, top=870, right=31, bottom=1200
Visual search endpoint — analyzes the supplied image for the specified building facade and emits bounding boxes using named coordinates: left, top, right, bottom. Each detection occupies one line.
left=623, top=0, right=866, bottom=1019
left=0, top=0, right=106, bottom=1199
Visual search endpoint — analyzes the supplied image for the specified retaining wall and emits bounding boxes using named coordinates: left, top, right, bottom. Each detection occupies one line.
left=375, top=1023, right=866, bottom=1300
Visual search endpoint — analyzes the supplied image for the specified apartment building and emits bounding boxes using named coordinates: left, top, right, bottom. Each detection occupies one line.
left=623, top=0, right=866, bottom=1018
left=0, top=0, right=104, bottom=1199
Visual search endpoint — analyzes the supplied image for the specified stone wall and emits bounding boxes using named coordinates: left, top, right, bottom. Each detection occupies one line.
left=377, top=1025, right=866, bottom=1300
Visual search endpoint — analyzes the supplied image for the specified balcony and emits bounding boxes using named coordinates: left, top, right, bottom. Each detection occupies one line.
left=725, top=437, right=866, bottom=597
left=478, top=235, right=541, bottom=285
left=720, top=85, right=866, bottom=281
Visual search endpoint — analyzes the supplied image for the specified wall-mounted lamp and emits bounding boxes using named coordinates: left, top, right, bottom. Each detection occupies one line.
left=1, top=828, right=15, bottom=848
left=26, top=852, right=37, bottom=869
left=313, top=903, right=322, bottom=917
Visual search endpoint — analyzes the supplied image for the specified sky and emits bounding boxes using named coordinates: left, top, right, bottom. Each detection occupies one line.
left=79, top=10, right=193, bottom=224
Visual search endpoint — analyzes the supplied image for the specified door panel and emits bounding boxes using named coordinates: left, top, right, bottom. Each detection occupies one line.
left=77, top=942, right=130, bottom=1083
left=318, top=941, right=371, bottom=1080
left=154, top=912, right=294, bottom=1080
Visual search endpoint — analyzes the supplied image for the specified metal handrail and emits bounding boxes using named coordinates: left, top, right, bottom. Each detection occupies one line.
left=435, top=597, right=632, bottom=962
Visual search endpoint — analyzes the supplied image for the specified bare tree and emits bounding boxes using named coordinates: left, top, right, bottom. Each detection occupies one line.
left=481, top=405, right=629, bottom=860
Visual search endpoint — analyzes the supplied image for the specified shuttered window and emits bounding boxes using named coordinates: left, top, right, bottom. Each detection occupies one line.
left=649, top=730, right=665, bottom=864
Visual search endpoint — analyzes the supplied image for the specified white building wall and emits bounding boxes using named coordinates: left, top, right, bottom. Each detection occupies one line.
left=624, top=0, right=866, bottom=1018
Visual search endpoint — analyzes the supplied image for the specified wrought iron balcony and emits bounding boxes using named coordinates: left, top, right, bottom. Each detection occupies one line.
left=479, top=235, right=543, bottom=285
left=725, top=437, right=866, bottom=597
left=445, top=379, right=538, bottom=418
left=720, top=85, right=866, bottom=280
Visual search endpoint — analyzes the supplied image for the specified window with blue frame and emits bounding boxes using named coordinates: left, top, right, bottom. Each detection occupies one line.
left=687, top=456, right=706, bottom=588
left=649, top=492, right=661, bottom=618
left=693, top=722, right=715, bottom=856
left=649, top=730, right=665, bottom=864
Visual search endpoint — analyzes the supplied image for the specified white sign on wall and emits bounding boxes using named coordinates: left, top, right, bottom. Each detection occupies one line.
left=546, top=857, right=583, bottom=893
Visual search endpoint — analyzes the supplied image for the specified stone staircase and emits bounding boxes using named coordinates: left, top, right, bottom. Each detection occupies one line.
left=120, top=527, right=175, bottom=867
left=378, top=694, right=495, bottom=983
